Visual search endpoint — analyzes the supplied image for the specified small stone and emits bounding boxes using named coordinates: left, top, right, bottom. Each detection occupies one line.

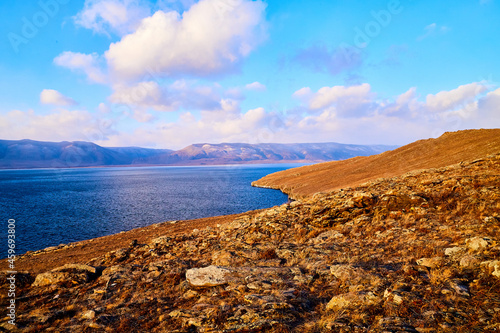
left=460, top=255, right=479, bottom=268
left=182, top=290, right=199, bottom=299
left=444, top=247, right=464, bottom=256
left=384, top=289, right=403, bottom=305
left=81, top=310, right=95, bottom=320
left=326, top=291, right=379, bottom=311
left=466, top=237, right=489, bottom=251
left=416, top=257, right=444, bottom=269
left=186, top=265, right=232, bottom=287
left=481, top=260, right=500, bottom=278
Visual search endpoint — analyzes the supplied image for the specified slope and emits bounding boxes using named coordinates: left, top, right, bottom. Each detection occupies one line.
left=252, top=128, right=500, bottom=199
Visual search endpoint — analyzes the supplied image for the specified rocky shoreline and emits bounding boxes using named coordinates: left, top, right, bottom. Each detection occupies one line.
left=1, top=152, right=499, bottom=332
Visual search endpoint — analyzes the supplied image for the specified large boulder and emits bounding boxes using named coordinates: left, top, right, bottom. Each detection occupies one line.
left=186, top=266, right=232, bottom=287
left=32, top=264, right=97, bottom=287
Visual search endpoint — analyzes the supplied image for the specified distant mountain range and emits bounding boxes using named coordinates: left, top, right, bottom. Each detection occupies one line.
left=0, top=139, right=397, bottom=169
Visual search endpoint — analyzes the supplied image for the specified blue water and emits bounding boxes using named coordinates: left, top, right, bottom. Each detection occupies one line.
left=0, top=164, right=299, bottom=256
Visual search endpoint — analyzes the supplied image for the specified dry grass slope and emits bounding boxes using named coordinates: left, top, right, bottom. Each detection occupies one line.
left=252, top=129, right=500, bottom=199
left=1, top=129, right=499, bottom=332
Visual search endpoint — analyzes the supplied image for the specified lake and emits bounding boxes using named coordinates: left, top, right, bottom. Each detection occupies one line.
left=0, top=164, right=301, bottom=256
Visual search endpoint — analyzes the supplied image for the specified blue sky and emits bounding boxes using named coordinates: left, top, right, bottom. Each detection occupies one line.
left=0, top=0, right=499, bottom=149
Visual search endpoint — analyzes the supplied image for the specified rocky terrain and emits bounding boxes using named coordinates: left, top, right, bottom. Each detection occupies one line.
left=1, top=145, right=499, bottom=331
left=0, top=139, right=394, bottom=169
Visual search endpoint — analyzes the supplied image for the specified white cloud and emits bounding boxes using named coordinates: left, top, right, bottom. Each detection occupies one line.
left=396, top=87, right=417, bottom=105
left=105, top=0, right=267, bottom=81
left=293, top=83, right=375, bottom=117
left=0, top=109, right=115, bottom=142
left=417, top=23, right=450, bottom=41
left=109, top=80, right=223, bottom=112
left=245, top=81, right=266, bottom=91
left=425, top=82, right=488, bottom=111
left=7, top=82, right=499, bottom=150
left=292, top=87, right=312, bottom=98
left=308, top=83, right=373, bottom=110
left=40, top=89, right=77, bottom=106
left=98, top=101, right=274, bottom=148
left=74, top=0, right=151, bottom=36
left=54, top=51, right=107, bottom=84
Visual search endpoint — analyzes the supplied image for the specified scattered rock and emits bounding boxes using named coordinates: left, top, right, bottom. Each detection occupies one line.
left=186, top=265, right=232, bottom=287
left=384, top=289, right=404, bottom=305
left=32, top=264, right=97, bottom=287
left=445, top=246, right=464, bottom=256
left=481, top=260, right=500, bottom=278
left=416, top=257, right=444, bottom=269
left=466, top=237, right=490, bottom=251
left=81, top=310, right=96, bottom=320
left=9, top=152, right=500, bottom=332
left=459, top=255, right=480, bottom=269
left=326, top=291, right=380, bottom=311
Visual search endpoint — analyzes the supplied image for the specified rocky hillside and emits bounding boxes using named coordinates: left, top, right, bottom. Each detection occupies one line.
left=252, top=129, right=500, bottom=199
left=1, top=151, right=499, bottom=332
left=0, top=139, right=394, bottom=169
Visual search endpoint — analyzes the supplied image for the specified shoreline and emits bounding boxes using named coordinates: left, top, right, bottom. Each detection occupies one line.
left=0, top=160, right=317, bottom=171
left=0, top=209, right=265, bottom=274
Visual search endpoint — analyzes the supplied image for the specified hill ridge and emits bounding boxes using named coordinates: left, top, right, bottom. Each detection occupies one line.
left=252, top=128, right=500, bottom=199
left=2, top=140, right=500, bottom=332
left=0, top=139, right=395, bottom=169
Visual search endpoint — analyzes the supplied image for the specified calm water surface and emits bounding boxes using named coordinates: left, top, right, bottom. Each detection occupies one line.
left=0, top=164, right=300, bottom=256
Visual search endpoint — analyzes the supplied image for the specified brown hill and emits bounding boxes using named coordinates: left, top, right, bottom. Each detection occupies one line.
left=2, top=151, right=499, bottom=332
left=252, top=129, right=500, bottom=199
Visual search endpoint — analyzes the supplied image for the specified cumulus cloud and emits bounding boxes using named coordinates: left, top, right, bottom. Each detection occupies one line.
left=245, top=81, right=266, bottom=91
left=0, top=109, right=115, bottom=142
left=7, top=81, right=498, bottom=150
left=293, top=83, right=375, bottom=117
left=40, top=89, right=77, bottom=106
left=109, top=80, right=224, bottom=112
left=105, top=0, right=267, bottom=81
left=294, top=44, right=363, bottom=76
left=98, top=101, right=276, bottom=148
left=280, top=81, right=498, bottom=146
left=54, top=51, right=107, bottom=84
left=74, top=0, right=151, bottom=36
left=426, top=82, right=488, bottom=111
